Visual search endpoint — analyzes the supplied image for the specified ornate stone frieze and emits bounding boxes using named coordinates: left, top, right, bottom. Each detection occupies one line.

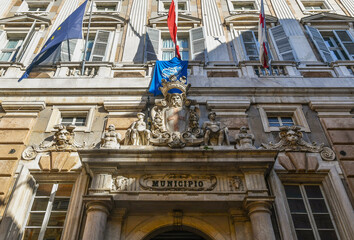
left=235, top=126, right=256, bottom=150
left=22, top=124, right=84, bottom=160
left=261, top=126, right=335, bottom=161
left=112, top=176, right=135, bottom=191
left=139, top=174, right=217, bottom=191
left=101, top=124, right=122, bottom=149
left=229, top=176, right=245, bottom=191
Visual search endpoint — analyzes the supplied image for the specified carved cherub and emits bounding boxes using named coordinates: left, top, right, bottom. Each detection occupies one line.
left=101, top=124, right=122, bottom=149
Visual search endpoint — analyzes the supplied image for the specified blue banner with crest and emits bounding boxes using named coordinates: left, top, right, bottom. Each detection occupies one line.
left=149, top=57, right=188, bottom=96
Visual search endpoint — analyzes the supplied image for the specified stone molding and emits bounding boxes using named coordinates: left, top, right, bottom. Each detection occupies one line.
left=229, top=209, right=249, bottom=222
left=83, top=196, right=114, bottom=215
left=1, top=101, right=46, bottom=116
left=310, top=101, right=354, bottom=117
left=206, top=100, right=250, bottom=117
left=244, top=197, right=275, bottom=216
left=110, top=208, right=127, bottom=222
left=103, top=99, right=146, bottom=116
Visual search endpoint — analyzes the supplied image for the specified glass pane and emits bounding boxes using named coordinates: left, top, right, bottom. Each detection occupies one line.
left=75, top=117, right=86, bottom=126
left=0, top=52, right=12, bottom=61
left=56, top=184, right=73, bottom=197
left=6, top=40, right=20, bottom=49
left=288, top=199, right=307, bottom=213
left=268, top=117, right=280, bottom=127
left=178, top=3, right=186, bottom=10
left=314, top=214, right=334, bottom=229
left=244, top=43, right=257, bottom=55
left=295, top=230, right=316, bottom=240
left=31, top=198, right=49, bottom=211
left=177, top=38, right=188, bottom=48
left=309, top=199, right=328, bottom=213
left=284, top=185, right=302, bottom=198
left=281, top=117, right=294, bottom=126
left=304, top=185, right=323, bottom=198
left=53, top=198, right=70, bottom=211
left=23, top=228, right=41, bottom=240
left=162, top=51, right=174, bottom=60
left=292, top=214, right=312, bottom=228
left=27, top=212, right=45, bottom=226
left=61, top=117, right=74, bottom=125
left=163, top=39, right=174, bottom=48
left=47, top=212, right=67, bottom=227
left=318, top=230, right=338, bottom=240
left=36, top=184, right=53, bottom=196
left=43, top=228, right=63, bottom=240
left=181, top=51, right=189, bottom=61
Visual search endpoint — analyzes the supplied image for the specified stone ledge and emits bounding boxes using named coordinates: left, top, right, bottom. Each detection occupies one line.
left=1, top=101, right=46, bottom=113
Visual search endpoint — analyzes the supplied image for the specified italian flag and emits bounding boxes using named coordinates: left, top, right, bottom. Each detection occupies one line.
left=167, top=0, right=181, bottom=59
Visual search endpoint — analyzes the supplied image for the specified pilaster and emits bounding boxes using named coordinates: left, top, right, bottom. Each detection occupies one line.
left=105, top=208, right=127, bottom=240
left=229, top=209, right=252, bottom=240
left=0, top=101, right=45, bottom=218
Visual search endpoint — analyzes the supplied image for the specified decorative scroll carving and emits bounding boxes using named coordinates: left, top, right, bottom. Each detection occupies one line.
left=124, top=113, right=151, bottom=146
left=101, top=124, right=122, bottom=149
left=202, top=112, right=230, bottom=146
left=235, top=126, right=256, bottom=149
left=22, top=125, right=84, bottom=160
left=149, top=75, right=204, bottom=147
left=139, top=174, right=217, bottom=191
left=261, top=126, right=335, bottom=161
left=112, top=176, right=134, bottom=191
left=229, top=176, right=245, bottom=191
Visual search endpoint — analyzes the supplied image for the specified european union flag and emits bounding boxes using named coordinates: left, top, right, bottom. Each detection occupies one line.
left=18, top=0, right=88, bottom=81
left=149, top=57, right=188, bottom=96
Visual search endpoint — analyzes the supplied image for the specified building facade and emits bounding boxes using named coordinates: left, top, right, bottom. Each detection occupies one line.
left=0, top=0, right=353, bottom=239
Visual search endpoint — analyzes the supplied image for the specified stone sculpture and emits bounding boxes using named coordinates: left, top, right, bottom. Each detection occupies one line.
left=22, top=124, right=84, bottom=160
left=124, top=113, right=151, bottom=145
left=149, top=75, right=204, bottom=148
left=235, top=126, right=256, bottom=149
left=100, top=124, right=122, bottom=149
left=261, top=125, right=335, bottom=161
left=202, top=112, right=230, bottom=146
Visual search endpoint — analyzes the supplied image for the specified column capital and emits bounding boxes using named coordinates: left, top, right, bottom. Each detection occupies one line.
left=83, top=195, right=113, bottom=215
left=243, top=197, right=275, bottom=216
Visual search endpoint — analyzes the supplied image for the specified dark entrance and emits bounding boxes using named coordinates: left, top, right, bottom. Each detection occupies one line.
left=149, top=230, right=206, bottom=240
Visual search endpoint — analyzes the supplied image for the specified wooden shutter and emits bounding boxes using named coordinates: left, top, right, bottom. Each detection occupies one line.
left=145, top=27, right=160, bottom=61
left=16, top=21, right=36, bottom=62
left=269, top=25, right=296, bottom=61
left=90, top=30, right=111, bottom=61
left=189, top=27, right=206, bottom=61
left=240, top=31, right=259, bottom=60
left=333, top=30, right=354, bottom=60
left=60, top=39, right=78, bottom=61
left=306, top=25, right=333, bottom=63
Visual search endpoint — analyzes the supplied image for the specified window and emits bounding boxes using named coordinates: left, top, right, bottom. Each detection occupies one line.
left=46, top=106, right=95, bottom=132
left=306, top=26, right=354, bottom=62
left=158, top=0, right=189, bottom=14
left=92, top=1, right=121, bottom=12
left=240, top=31, right=259, bottom=61
left=228, top=0, right=258, bottom=13
left=23, top=183, right=73, bottom=240
left=297, top=0, right=332, bottom=13
left=17, top=1, right=53, bottom=15
left=0, top=38, right=23, bottom=62
left=145, top=27, right=205, bottom=61
left=284, top=184, right=339, bottom=240
left=268, top=116, right=294, bottom=127
left=257, top=104, right=310, bottom=132
left=162, top=36, right=189, bottom=60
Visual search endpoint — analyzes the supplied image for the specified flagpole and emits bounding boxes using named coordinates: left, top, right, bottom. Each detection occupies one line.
left=81, top=0, right=93, bottom=75
left=175, top=0, right=178, bottom=58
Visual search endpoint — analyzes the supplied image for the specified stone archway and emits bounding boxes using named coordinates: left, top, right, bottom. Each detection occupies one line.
left=125, top=215, right=227, bottom=240
left=145, top=226, right=211, bottom=240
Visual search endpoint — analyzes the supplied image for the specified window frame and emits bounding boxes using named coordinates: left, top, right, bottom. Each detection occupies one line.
left=296, top=0, right=333, bottom=14
left=158, top=0, right=190, bottom=15
left=91, top=0, right=122, bottom=13
left=227, top=0, right=259, bottom=14
left=161, top=33, right=190, bottom=61
left=283, top=184, right=340, bottom=240
left=22, top=182, right=74, bottom=240
left=0, top=38, right=23, bottom=62
left=17, top=0, right=54, bottom=15
left=257, top=104, right=311, bottom=132
left=45, top=105, right=96, bottom=132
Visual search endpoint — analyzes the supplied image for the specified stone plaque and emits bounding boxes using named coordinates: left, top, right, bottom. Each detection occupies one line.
left=139, top=174, right=217, bottom=191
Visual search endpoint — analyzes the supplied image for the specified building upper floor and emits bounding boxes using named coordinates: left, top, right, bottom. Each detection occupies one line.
left=0, top=0, right=353, bottom=80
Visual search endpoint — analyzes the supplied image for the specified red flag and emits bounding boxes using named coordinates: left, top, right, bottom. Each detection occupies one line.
left=167, top=0, right=181, bottom=59
left=258, top=0, right=269, bottom=68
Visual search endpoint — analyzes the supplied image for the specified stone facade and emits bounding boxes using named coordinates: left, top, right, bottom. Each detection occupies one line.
left=0, top=0, right=353, bottom=240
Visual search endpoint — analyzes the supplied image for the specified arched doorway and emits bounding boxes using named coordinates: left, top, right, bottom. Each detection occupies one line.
left=145, top=226, right=211, bottom=240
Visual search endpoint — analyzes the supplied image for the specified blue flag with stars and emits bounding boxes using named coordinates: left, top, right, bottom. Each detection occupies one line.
left=149, top=57, right=188, bottom=96
left=18, top=0, right=88, bottom=82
